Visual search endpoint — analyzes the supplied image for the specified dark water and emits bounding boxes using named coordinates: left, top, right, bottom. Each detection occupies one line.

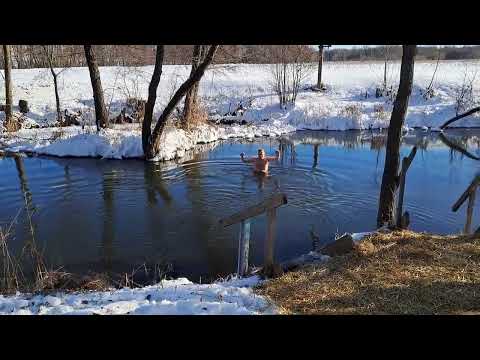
left=1, top=129, right=480, bottom=282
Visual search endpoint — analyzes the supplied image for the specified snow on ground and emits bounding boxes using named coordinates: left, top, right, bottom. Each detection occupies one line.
left=1, top=120, right=294, bottom=161
left=1, top=61, right=480, bottom=160
left=0, top=276, right=276, bottom=315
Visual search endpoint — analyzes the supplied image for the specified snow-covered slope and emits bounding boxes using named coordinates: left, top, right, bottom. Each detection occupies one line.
left=1, top=61, right=479, bottom=159
left=0, top=276, right=275, bottom=315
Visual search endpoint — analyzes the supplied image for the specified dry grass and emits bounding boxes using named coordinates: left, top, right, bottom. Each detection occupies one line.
left=0, top=197, right=114, bottom=295
left=341, top=104, right=363, bottom=120
left=3, top=118, right=21, bottom=132
left=373, top=104, right=389, bottom=121
left=33, top=271, right=112, bottom=293
left=0, top=211, right=25, bottom=292
left=51, top=128, right=65, bottom=141
left=256, top=231, right=480, bottom=315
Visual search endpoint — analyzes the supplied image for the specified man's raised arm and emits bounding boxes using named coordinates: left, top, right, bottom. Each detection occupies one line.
left=240, top=153, right=255, bottom=163
left=266, top=150, right=280, bottom=161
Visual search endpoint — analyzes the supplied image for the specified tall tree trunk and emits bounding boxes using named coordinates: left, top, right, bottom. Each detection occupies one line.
left=146, top=45, right=218, bottom=160
left=142, top=45, right=165, bottom=155
left=84, top=45, right=108, bottom=131
left=377, top=45, right=416, bottom=228
left=317, top=45, right=324, bottom=89
left=182, top=45, right=204, bottom=129
left=3, top=45, right=13, bottom=125
left=51, top=70, right=62, bottom=123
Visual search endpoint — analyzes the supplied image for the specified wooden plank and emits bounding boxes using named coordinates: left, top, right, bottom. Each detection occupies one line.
left=313, top=144, right=319, bottom=168
left=219, top=193, right=287, bottom=227
left=237, top=219, right=250, bottom=277
left=264, top=208, right=277, bottom=272
left=465, top=191, right=476, bottom=234
left=396, top=146, right=417, bottom=228
left=452, top=175, right=480, bottom=212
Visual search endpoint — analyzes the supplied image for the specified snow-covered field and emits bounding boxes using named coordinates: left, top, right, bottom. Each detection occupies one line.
left=1, top=61, right=480, bottom=160
left=0, top=276, right=275, bottom=315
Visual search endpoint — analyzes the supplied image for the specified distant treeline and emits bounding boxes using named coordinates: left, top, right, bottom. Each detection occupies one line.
left=1, top=45, right=479, bottom=69
left=0, top=45, right=318, bottom=68
left=324, top=45, right=480, bottom=61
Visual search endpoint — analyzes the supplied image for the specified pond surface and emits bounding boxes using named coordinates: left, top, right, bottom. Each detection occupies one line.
left=1, top=129, right=480, bottom=282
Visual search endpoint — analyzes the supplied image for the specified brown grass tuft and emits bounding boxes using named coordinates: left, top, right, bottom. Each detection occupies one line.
left=3, top=118, right=21, bottom=132
left=256, top=231, right=480, bottom=315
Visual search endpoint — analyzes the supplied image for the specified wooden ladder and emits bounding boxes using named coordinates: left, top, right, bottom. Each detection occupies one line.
left=219, top=193, right=288, bottom=278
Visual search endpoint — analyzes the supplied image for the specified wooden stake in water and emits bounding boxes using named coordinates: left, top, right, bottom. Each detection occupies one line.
left=264, top=208, right=277, bottom=273
left=465, top=191, right=476, bottom=234
left=237, top=219, right=251, bottom=277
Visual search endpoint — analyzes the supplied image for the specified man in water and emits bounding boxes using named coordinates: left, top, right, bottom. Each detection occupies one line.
left=240, top=148, right=280, bottom=175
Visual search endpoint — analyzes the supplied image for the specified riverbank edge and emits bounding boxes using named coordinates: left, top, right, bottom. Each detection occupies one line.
left=255, top=230, right=480, bottom=315
left=0, top=229, right=374, bottom=315
left=0, top=119, right=467, bottom=163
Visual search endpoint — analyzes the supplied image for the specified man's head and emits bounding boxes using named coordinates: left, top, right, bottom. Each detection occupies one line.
left=257, top=148, right=266, bottom=159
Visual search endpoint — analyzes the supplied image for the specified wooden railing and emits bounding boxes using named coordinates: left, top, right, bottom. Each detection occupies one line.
left=452, top=175, right=480, bottom=234
left=219, top=193, right=288, bottom=278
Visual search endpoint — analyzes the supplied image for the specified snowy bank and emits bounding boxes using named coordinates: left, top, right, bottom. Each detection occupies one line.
left=1, top=121, right=295, bottom=161
left=2, top=61, right=480, bottom=159
left=0, top=276, right=276, bottom=315
left=2, top=61, right=480, bottom=130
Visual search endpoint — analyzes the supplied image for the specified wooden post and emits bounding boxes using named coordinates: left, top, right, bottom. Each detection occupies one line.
left=395, top=146, right=417, bottom=228
left=237, top=219, right=251, bottom=277
left=313, top=144, right=319, bottom=168
left=465, top=191, right=476, bottom=234
left=317, top=45, right=324, bottom=89
left=264, top=208, right=277, bottom=274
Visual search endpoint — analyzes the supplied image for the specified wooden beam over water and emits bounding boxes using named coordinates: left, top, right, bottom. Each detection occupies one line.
left=219, top=193, right=288, bottom=227
left=452, top=175, right=480, bottom=212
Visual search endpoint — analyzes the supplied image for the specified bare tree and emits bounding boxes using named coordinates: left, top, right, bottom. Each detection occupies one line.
left=383, top=46, right=390, bottom=90
left=142, top=45, right=165, bottom=155
left=2, top=45, right=13, bottom=126
left=270, top=45, right=314, bottom=107
left=84, top=45, right=108, bottom=130
left=41, top=45, right=67, bottom=123
left=143, top=45, right=218, bottom=160
left=377, top=45, right=417, bottom=228
left=423, top=47, right=441, bottom=99
left=182, top=45, right=208, bottom=129
left=453, top=65, right=478, bottom=116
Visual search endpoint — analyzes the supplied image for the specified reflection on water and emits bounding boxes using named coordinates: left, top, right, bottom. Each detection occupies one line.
left=1, top=129, right=480, bottom=282
left=101, top=171, right=114, bottom=273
